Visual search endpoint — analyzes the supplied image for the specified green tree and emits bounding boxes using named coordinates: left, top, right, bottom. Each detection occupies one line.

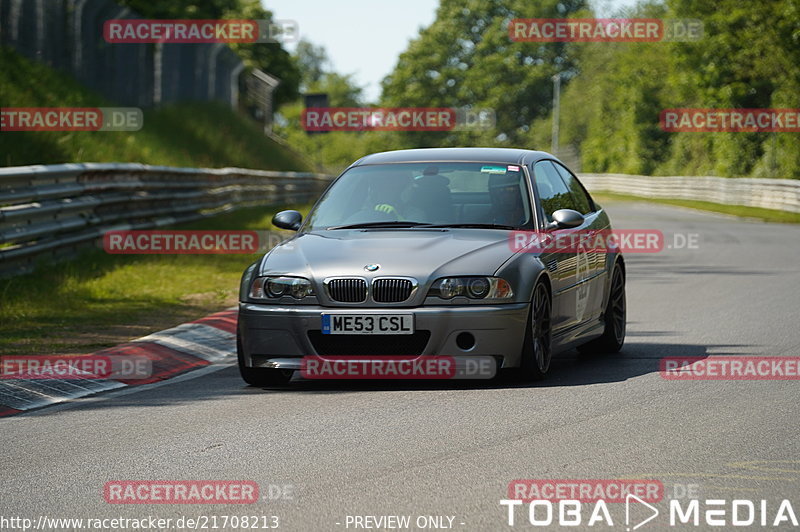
left=380, top=0, right=588, bottom=147
left=274, top=41, right=369, bottom=172
left=307, top=73, right=364, bottom=107
left=662, top=0, right=800, bottom=177
left=532, top=0, right=800, bottom=177
left=295, top=39, right=329, bottom=88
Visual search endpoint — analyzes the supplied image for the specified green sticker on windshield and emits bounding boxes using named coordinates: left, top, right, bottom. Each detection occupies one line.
left=480, top=165, right=507, bottom=174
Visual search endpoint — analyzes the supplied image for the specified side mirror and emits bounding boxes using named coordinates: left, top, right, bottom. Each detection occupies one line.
left=546, top=209, right=584, bottom=230
left=272, top=210, right=303, bottom=231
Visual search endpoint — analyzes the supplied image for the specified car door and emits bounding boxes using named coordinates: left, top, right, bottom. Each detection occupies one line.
left=551, top=160, right=607, bottom=323
left=531, top=160, right=587, bottom=335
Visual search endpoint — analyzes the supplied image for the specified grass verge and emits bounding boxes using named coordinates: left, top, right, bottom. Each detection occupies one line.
left=0, top=46, right=310, bottom=171
left=0, top=204, right=312, bottom=357
left=592, top=192, right=800, bottom=224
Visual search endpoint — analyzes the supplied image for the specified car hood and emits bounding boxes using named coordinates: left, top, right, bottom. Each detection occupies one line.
left=259, top=229, right=515, bottom=281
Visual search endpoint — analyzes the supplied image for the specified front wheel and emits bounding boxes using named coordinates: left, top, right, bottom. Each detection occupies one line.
left=519, top=281, right=553, bottom=380
left=237, top=335, right=293, bottom=386
left=578, top=262, right=626, bottom=354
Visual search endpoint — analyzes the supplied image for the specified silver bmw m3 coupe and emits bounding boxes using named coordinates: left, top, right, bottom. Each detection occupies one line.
left=238, top=148, right=626, bottom=385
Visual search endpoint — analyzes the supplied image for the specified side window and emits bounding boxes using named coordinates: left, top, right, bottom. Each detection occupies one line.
left=553, top=162, right=594, bottom=215
left=533, top=161, right=578, bottom=223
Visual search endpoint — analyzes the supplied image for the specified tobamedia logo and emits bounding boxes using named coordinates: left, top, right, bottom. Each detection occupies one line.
left=501, top=479, right=799, bottom=529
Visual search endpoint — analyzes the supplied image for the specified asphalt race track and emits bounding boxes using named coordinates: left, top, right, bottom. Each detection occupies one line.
left=2, top=200, right=799, bottom=531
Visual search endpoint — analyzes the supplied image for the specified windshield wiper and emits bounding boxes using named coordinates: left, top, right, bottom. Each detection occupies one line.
left=326, top=221, right=435, bottom=230
left=425, top=223, right=518, bottom=229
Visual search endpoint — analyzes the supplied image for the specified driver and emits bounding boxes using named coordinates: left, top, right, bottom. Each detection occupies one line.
left=367, top=171, right=417, bottom=220
left=370, top=167, right=448, bottom=222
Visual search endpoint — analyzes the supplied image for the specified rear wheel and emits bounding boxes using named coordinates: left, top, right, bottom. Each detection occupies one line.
left=237, top=335, right=293, bottom=386
left=519, top=281, right=553, bottom=380
left=578, top=262, right=626, bottom=354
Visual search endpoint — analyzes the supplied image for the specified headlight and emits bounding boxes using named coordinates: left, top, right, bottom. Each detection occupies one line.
left=428, top=276, right=513, bottom=300
left=249, top=276, right=315, bottom=300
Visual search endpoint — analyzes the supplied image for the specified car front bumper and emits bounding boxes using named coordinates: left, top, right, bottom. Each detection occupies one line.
left=238, top=302, right=530, bottom=369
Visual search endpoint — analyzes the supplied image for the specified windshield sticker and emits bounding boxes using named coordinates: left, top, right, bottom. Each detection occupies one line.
left=481, top=165, right=507, bottom=174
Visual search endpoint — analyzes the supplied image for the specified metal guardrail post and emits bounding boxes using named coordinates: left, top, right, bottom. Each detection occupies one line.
left=0, top=163, right=333, bottom=278
left=577, top=174, right=800, bottom=214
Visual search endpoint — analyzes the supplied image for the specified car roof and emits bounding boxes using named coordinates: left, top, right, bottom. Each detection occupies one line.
left=350, top=147, right=558, bottom=167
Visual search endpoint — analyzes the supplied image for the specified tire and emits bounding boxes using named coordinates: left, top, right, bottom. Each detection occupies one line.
left=519, top=281, right=553, bottom=380
left=578, top=262, right=626, bottom=355
left=237, top=335, right=293, bottom=386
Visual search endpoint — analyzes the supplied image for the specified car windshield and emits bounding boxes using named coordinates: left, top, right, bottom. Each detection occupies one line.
left=305, top=162, right=534, bottom=230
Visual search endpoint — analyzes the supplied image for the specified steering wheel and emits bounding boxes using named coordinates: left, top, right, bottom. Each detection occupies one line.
left=342, top=204, right=400, bottom=224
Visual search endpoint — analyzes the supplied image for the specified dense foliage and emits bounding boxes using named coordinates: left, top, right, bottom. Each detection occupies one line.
left=527, top=0, right=800, bottom=177
left=281, top=0, right=800, bottom=177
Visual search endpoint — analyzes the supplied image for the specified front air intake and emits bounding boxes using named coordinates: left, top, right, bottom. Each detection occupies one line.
left=327, top=278, right=367, bottom=303
left=372, top=278, right=414, bottom=303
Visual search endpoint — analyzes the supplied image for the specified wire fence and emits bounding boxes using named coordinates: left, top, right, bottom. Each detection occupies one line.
left=0, top=0, right=272, bottom=115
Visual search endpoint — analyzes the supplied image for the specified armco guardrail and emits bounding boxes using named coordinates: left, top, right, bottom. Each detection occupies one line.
left=3, top=166, right=797, bottom=278
left=0, top=163, right=332, bottom=278
left=578, top=174, right=800, bottom=214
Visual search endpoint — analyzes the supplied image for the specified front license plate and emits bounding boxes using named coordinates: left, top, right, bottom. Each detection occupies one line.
left=321, top=314, right=414, bottom=335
